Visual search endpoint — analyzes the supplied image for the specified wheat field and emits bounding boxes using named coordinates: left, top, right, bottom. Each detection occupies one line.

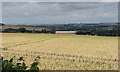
left=1, top=33, right=118, bottom=70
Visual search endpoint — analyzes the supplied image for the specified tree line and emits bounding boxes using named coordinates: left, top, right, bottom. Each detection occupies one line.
left=2, top=27, right=52, bottom=33
left=2, top=27, right=119, bottom=36
left=76, top=30, right=119, bottom=36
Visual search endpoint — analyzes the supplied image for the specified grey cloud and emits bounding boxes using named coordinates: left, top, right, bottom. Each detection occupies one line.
left=0, top=3, right=1, bottom=25
left=2, top=2, right=28, bottom=7
left=2, top=0, right=120, bottom=2
left=56, top=2, right=100, bottom=11
left=2, top=2, right=118, bottom=24
left=34, top=2, right=104, bottom=12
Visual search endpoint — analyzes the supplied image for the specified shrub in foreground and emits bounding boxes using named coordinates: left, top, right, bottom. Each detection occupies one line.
left=1, top=57, right=39, bottom=72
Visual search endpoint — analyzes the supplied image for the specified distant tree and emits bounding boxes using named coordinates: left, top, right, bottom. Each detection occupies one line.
left=19, top=27, right=26, bottom=33
left=50, top=28, right=56, bottom=34
left=3, top=28, right=18, bottom=33
left=41, top=29, right=46, bottom=33
left=86, top=32, right=91, bottom=35
left=32, top=29, right=36, bottom=33
left=0, top=23, right=5, bottom=26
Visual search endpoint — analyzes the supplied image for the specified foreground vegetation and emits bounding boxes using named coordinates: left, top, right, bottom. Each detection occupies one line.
left=2, top=57, right=39, bottom=72
left=2, top=33, right=118, bottom=70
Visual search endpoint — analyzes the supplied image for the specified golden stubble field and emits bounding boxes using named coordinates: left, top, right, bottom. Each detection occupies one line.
left=1, top=33, right=118, bottom=70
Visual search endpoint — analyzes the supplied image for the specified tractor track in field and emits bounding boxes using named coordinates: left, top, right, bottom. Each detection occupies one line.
left=30, top=51, right=118, bottom=63
left=3, top=50, right=118, bottom=64
left=2, top=37, right=55, bottom=48
left=3, top=44, right=118, bottom=70
left=3, top=51, right=118, bottom=70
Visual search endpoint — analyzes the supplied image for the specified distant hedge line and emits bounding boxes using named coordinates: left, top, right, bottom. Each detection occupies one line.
left=76, top=30, right=119, bottom=36
left=1, top=27, right=119, bottom=36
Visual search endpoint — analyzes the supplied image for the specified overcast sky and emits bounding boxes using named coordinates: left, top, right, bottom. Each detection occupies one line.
left=2, top=2, right=118, bottom=24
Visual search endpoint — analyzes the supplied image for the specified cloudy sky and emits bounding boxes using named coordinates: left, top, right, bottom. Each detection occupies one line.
left=2, top=2, right=118, bottom=24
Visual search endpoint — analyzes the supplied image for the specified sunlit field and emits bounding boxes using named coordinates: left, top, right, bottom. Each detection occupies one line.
left=2, top=33, right=118, bottom=70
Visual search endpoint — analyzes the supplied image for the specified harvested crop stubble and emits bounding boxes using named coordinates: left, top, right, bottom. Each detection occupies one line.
left=2, top=33, right=118, bottom=70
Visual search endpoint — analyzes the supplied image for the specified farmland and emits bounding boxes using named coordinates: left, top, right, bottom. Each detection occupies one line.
left=1, top=33, right=118, bottom=70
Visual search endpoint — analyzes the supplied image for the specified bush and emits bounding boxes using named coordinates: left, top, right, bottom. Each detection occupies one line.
left=19, top=27, right=26, bottom=33
left=1, top=57, right=39, bottom=72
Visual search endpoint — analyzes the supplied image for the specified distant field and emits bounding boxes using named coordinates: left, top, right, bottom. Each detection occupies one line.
left=2, top=33, right=118, bottom=70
